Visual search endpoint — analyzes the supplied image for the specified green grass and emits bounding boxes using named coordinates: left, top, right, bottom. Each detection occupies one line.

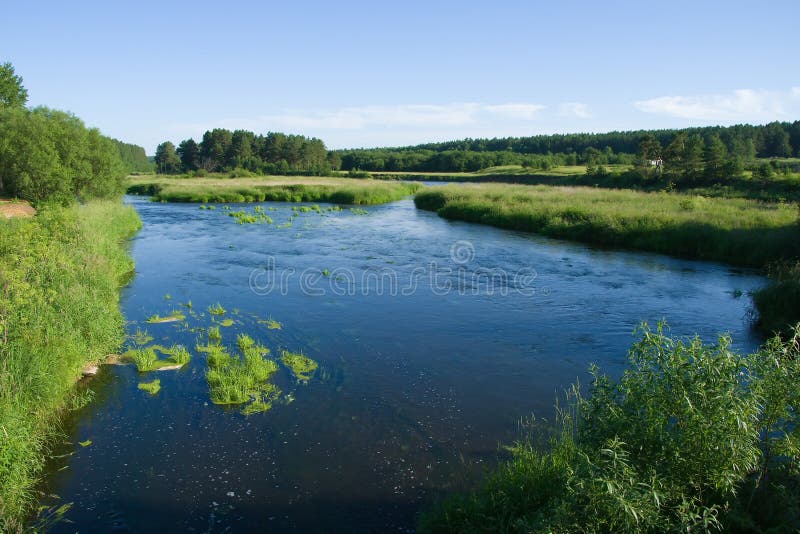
left=279, top=350, right=319, bottom=382
left=127, top=175, right=421, bottom=205
left=205, top=336, right=281, bottom=414
left=420, top=324, right=800, bottom=532
left=122, top=344, right=191, bottom=372
left=753, top=261, right=800, bottom=334
left=415, top=184, right=800, bottom=268
left=207, top=302, right=226, bottom=316
left=0, top=200, right=140, bottom=528
left=137, top=379, right=161, bottom=395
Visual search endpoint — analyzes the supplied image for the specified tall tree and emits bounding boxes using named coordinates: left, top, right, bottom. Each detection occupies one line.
left=154, top=141, right=181, bottom=174
left=703, top=135, right=728, bottom=182
left=177, top=138, right=199, bottom=171
left=0, top=62, right=28, bottom=109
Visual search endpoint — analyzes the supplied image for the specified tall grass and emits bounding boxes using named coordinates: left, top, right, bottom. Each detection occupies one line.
left=0, top=200, right=140, bottom=529
left=128, top=176, right=421, bottom=205
left=420, top=324, right=800, bottom=532
left=415, top=184, right=800, bottom=268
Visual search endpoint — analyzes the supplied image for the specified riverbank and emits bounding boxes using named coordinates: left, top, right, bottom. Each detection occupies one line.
left=127, top=176, right=421, bottom=204
left=0, top=200, right=140, bottom=530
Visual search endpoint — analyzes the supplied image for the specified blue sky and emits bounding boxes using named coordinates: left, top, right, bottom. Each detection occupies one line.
left=3, top=1, right=798, bottom=153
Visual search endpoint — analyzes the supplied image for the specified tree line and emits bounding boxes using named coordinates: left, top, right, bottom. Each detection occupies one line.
left=154, top=130, right=333, bottom=175
left=0, top=62, right=135, bottom=204
left=333, top=121, right=799, bottom=173
left=112, top=138, right=154, bottom=173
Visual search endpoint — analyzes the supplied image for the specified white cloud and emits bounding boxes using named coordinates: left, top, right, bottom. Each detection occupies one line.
left=634, top=88, right=800, bottom=121
left=483, top=103, right=546, bottom=120
left=559, top=102, right=592, bottom=119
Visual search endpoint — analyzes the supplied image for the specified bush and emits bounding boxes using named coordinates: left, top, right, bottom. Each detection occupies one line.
left=420, top=324, right=800, bottom=532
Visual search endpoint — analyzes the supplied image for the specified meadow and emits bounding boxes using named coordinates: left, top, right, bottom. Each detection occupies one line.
left=0, top=201, right=140, bottom=529
left=127, top=175, right=421, bottom=204
left=415, top=184, right=800, bottom=268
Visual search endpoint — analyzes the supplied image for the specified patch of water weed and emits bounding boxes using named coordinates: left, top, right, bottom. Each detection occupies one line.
left=78, top=440, right=92, bottom=447
left=137, top=379, right=161, bottom=395
left=258, top=317, right=282, bottom=330
left=217, top=318, right=234, bottom=327
left=207, top=326, right=222, bottom=344
left=207, top=302, right=226, bottom=316
left=350, top=208, right=369, bottom=215
left=205, top=341, right=281, bottom=413
left=280, top=350, right=318, bottom=382
left=130, top=328, right=153, bottom=346
left=164, top=293, right=171, bottom=300
left=124, top=344, right=190, bottom=371
left=181, top=300, right=193, bottom=309
left=145, top=310, right=186, bottom=323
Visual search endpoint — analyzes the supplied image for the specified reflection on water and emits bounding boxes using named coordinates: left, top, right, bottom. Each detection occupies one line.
left=39, top=196, right=765, bottom=532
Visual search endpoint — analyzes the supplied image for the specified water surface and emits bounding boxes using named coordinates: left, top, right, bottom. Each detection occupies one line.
left=41, top=196, right=765, bottom=532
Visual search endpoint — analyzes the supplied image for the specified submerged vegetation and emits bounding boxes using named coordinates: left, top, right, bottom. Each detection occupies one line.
left=122, top=344, right=191, bottom=372
left=279, top=350, right=319, bottom=382
left=420, top=324, right=800, bottom=532
left=0, top=201, right=140, bottom=528
left=145, top=310, right=185, bottom=323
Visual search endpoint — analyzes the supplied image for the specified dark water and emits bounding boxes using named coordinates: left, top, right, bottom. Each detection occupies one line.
left=40, top=196, right=765, bottom=532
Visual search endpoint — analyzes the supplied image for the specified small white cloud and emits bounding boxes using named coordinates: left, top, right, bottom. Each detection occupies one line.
left=634, top=88, right=800, bottom=121
left=483, top=103, right=546, bottom=120
left=559, top=102, right=592, bottom=119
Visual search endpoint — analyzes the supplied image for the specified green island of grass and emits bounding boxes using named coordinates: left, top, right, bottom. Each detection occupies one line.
left=279, top=350, right=319, bottom=382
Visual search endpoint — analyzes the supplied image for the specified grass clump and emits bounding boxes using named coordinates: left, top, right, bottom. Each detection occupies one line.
left=218, top=318, right=234, bottom=327
left=207, top=302, right=226, bottom=316
left=123, top=344, right=190, bottom=371
left=207, top=326, right=222, bottom=345
left=137, top=379, right=161, bottom=395
left=259, top=318, right=282, bottom=330
left=145, top=310, right=186, bottom=323
left=279, top=350, right=318, bottom=382
left=419, top=324, right=800, bottom=533
left=0, top=201, right=140, bottom=527
left=205, top=336, right=280, bottom=414
left=130, top=328, right=153, bottom=346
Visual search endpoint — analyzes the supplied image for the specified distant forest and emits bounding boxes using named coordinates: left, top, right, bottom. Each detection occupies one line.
left=153, top=121, right=800, bottom=175
left=333, top=121, right=800, bottom=173
left=111, top=139, right=153, bottom=173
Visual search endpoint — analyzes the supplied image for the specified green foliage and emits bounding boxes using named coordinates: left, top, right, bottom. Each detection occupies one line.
left=414, top=184, right=800, bottom=268
left=420, top=325, right=800, bottom=533
left=154, top=141, right=181, bottom=174
left=0, top=62, right=27, bottom=110
left=0, top=201, right=140, bottom=528
left=0, top=107, right=127, bottom=203
left=207, top=303, right=226, bottom=316
left=111, top=138, right=153, bottom=173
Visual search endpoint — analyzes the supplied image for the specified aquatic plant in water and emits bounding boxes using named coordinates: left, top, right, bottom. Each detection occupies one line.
left=280, top=350, right=318, bottom=382
left=130, top=328, right=153, bottom=346
left=207, top=302, right=226, bottom=316
left=205, top=337, right=281, bottom=414
left=258, top=318, right=282, bottom=330
left=145, top=310, right=186, bottom=323
left=137, top=379, right=161, bottom=395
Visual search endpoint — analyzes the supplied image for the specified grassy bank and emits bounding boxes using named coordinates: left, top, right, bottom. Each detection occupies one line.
left=420, top=324, right=800, bottom=532
left=127, top=176, right=421, bottom=204
left=0, top=200, right=140, bottom=529
left=415, top=184, right=800, bottom=268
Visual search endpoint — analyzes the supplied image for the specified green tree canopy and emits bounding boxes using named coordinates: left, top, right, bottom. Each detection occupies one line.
left=0, top=62, right=28, bottom=110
